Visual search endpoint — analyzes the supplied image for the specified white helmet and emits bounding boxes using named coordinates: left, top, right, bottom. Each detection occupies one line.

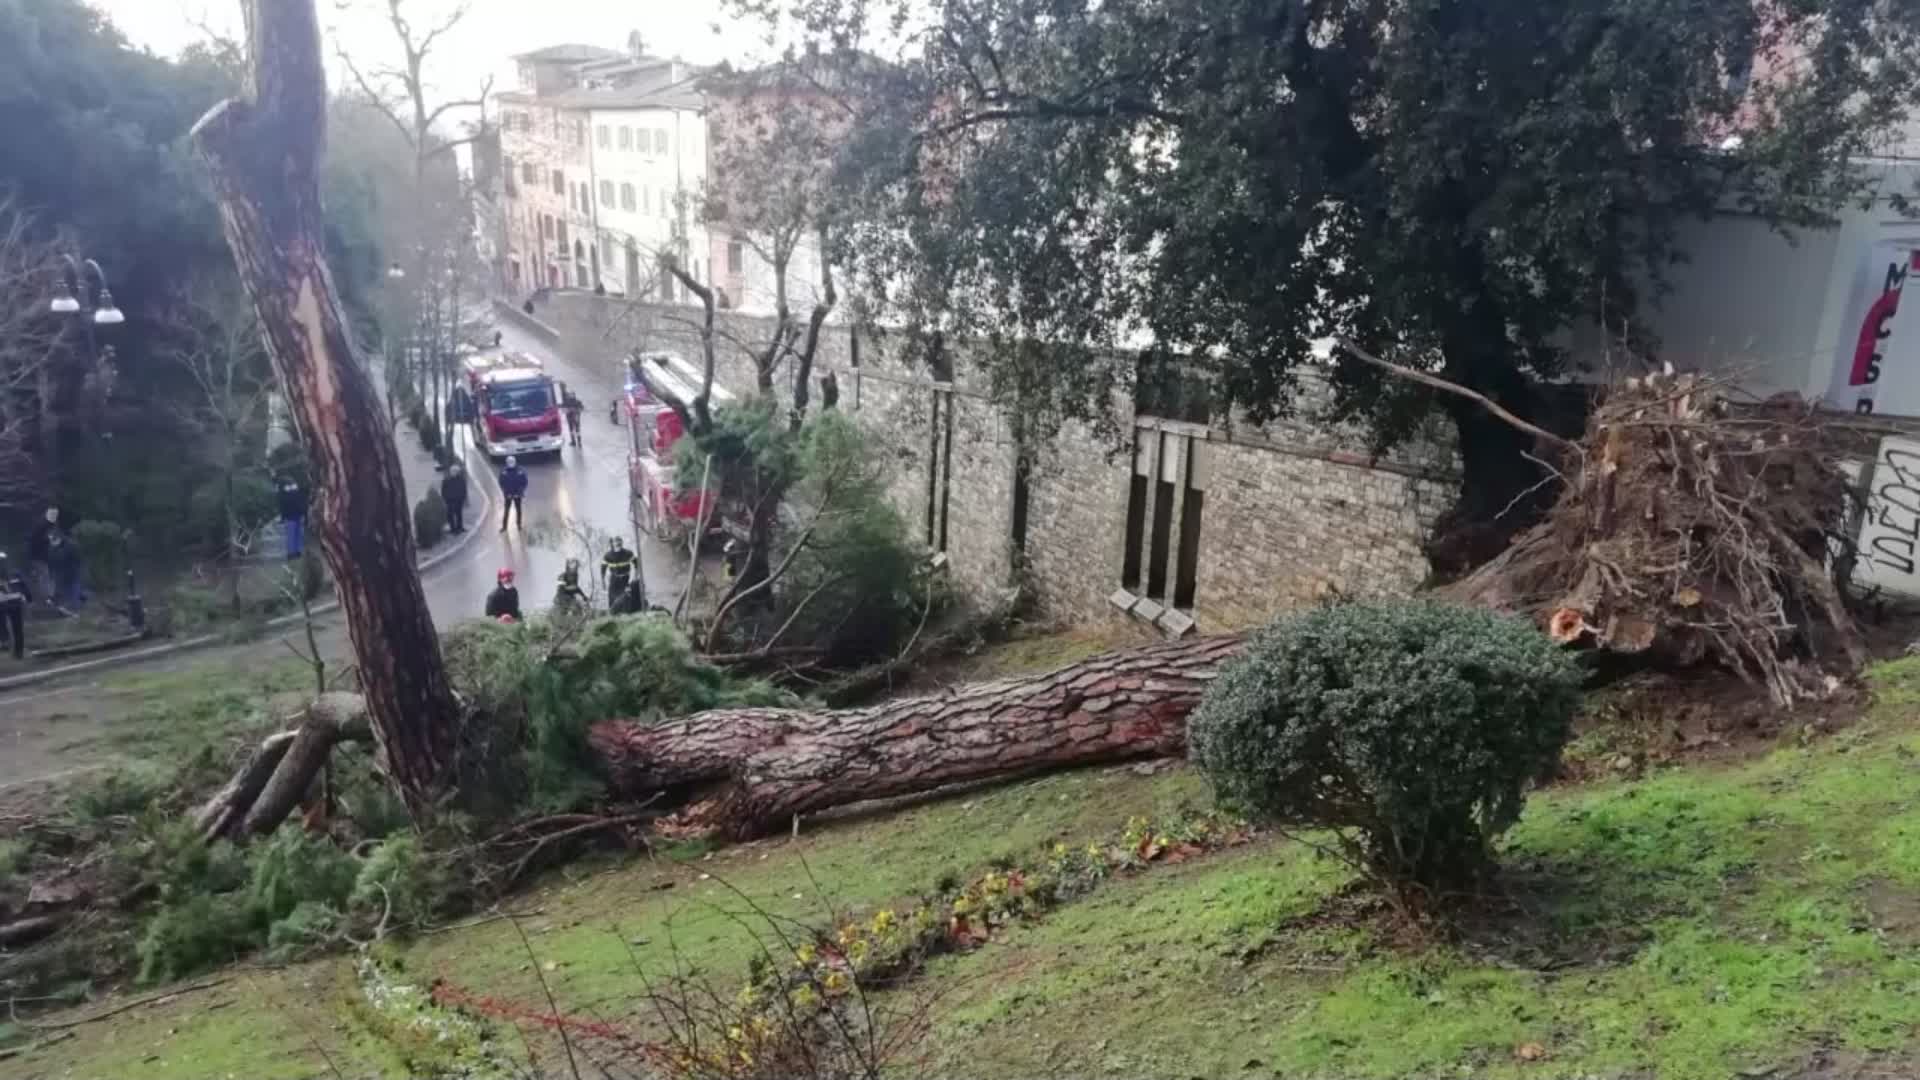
left=505, top=455, right=518, bottom=467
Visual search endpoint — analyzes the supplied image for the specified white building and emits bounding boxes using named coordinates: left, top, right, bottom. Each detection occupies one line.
left=1569, top=160, right=1920, bottom=418
left=581, top=81, right=712, bottom=299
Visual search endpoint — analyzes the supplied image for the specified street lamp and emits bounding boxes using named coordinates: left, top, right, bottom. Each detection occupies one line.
left=50, top=256, right=124, bottom=325
left=387, top=261, right=406, bottom=280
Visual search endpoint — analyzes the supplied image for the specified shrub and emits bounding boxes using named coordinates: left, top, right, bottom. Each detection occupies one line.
left=1188, top=600, right=1581, bottom=906
left=137, top=893, right=257, bottom=983
left=413, top=488, right=447, bottom=548
left=71, top=520, right=132, bottom=593
left=416, top=412, right=442, bottom=455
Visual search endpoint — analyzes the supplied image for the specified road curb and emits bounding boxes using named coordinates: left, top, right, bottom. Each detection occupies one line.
left=0, top=443, right=494, bottom=696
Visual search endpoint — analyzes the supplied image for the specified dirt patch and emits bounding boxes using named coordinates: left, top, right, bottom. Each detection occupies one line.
left=1859, top=878, right=1920, bottom=946
left=1562, top=667, right=1867, bottom=782
left=1787, top=1048, right=1920, bottom=1080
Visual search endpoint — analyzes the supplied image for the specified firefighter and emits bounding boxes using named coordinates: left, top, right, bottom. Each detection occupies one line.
left=601, top=536, right=636, bottom=600
left=498, top=455, right=528, bottom=532
left=553, top=558, right=589, bottom=614
left=484, top=568, right=522, bottom=621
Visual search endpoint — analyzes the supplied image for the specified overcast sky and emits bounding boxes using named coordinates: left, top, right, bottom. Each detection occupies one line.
left=88, top=0, right=772, bottom=108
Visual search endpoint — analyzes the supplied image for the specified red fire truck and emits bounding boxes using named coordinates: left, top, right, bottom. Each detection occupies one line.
left=617, top=351, right=736, bottom=542
left=463, top=350, right=564, bottom=460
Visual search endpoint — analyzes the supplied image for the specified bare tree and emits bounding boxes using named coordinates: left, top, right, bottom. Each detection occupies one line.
left=652, top=55, right=853, bottom=642
left=167, top=287, right=276, bottom=611
left=0, top=198, right=59, bottom=514
left=334, top=0, right=492, bottom=423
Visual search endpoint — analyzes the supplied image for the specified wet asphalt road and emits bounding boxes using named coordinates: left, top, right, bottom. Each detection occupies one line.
left=420, top=318, right=694, bottom=621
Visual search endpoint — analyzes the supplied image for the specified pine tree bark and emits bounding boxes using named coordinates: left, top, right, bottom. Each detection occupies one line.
left=190, top=0, right=461, bottom=813
left=588, top=635, right=1243, bottom=837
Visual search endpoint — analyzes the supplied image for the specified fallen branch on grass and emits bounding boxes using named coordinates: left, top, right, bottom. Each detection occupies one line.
left=193, top=693, right=371, bottom=840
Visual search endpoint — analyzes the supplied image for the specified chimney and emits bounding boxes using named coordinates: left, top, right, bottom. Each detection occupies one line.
left=627, top=30, right=646, bottom=59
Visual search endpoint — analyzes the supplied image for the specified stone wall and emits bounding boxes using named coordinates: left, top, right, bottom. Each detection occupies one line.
left=505, top=291, right=1459, bottom=632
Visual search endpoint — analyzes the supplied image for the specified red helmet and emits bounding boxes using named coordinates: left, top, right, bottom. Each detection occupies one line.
left=496, top=568, right=515, bottom=585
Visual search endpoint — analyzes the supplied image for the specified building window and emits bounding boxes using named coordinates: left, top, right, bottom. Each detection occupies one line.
left=521, top=162, right=536, bottom=186
left=726, top=240, right=744, bottom=274
left=552, top=169, right=565, bottom=195
left=540, top=214, right=552, bottom=237
left=642, top=187, right=650, bottom=213
left=557, top=219, right=568, bottom=247
left=654, top=129, right=668, bottom=154
left=619, top=126, right=632, bottom=150
left=596, top=124, right=609, bottom=148
left=620, top=183, right=636, bottom=211
left=659, top=188, right=669, bottom=218
left=600, top=180, right=615, bottom=207
left=1120, top=431, right=1209, bottom=608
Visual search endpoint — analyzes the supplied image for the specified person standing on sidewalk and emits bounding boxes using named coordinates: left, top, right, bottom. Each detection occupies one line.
left=47, top=529, right=82, bottom=610
left=276, top=473, right=308, bottom=560
left=0, top=552, right=27, bottom=659
left=498, top=455, right=528, bottom=532
left=561, top=386, right=585, bottom=447
left=441, top=462, right=469, bottom=533
left=27, top=508, right=57, bottom=606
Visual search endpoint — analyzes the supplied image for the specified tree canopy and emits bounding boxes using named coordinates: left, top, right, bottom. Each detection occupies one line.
left=782, top=0, right=1920, bottom=531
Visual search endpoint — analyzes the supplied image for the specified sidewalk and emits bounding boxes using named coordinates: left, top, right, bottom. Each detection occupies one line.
left=0, top=415, right=489, bottom=694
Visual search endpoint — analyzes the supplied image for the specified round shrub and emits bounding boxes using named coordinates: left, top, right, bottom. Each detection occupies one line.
left=1188, top=599, right=1580, bottom=904
left=413, top=488, right=447, bottom=548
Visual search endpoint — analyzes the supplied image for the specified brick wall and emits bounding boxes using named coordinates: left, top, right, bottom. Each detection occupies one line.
left=508, top=292, right=1459, bottom=631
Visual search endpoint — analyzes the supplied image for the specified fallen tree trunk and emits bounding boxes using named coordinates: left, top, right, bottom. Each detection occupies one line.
left=588, top=635, right=1243, bottom=837
left=194, top=693, right=371, bottom=841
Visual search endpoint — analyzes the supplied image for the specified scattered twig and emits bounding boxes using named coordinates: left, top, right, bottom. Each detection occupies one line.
left=0, top=1029, right=75, bottom=1061
left=13, top=976, right=233, bottom=1031
left=510, top=914, right=583, bottom=1080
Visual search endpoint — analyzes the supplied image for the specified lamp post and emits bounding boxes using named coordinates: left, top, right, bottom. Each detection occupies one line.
left=47, top=255, right=126, bottom=619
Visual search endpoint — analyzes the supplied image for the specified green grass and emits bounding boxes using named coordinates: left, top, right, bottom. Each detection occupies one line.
left=17, top=653, right=1920, bottom=1080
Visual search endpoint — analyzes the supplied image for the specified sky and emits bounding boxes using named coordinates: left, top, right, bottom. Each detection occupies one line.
left=88, top=0, right=774, bottom=110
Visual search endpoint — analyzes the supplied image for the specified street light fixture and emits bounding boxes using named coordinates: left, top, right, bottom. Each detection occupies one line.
left=50, top=256, right=121, bottom=322
left=387, top=262, right=406, bottom=280
left=93, top=289, right=124, bottom=325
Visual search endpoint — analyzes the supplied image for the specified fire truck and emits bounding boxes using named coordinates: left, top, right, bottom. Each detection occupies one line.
left=616, top=351, right=737, bottom=542
left=462, top=350, right=564, bottom=460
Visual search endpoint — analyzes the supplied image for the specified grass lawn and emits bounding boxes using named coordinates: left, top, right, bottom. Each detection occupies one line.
left=12, top=655, right=1920, bottom=1079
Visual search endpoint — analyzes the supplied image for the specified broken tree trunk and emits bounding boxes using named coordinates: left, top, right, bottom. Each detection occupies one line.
left=191, top=0, right=461, bottom=812
left=195, top=693, right=371, bottom=841
left=588, top=635, right=1244, bottom=838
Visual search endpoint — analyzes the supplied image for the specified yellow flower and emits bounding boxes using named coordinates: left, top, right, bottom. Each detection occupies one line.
left=871, top=909, right=896, bottom=934
left=794, top=944, right=816, bottom=966
left=837, top=924, right=858, bottom=946
left=728, top=1025, right=745, bottom=1043
left=951, top=895, right=973, bottom=916
left=1052, top=842, right=1069, bottom=859
left=822, top=970, right=850, bottom=995
left=848, top=938, right=870, bottom=963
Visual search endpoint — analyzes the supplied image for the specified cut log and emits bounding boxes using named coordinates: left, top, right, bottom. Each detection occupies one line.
left=588, top=635, right=1244, bottom=837
left=191, top=0, right=462, bottom=813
